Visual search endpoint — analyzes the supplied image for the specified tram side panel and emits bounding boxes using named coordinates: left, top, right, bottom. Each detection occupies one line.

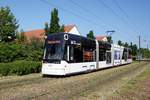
left=112, top=44, right=122, bottom=66
left=121, top=47, right=128, bottom=65
left=63, top=34, right=97, bottom=74
left=66, top=62, right=97, bottom=74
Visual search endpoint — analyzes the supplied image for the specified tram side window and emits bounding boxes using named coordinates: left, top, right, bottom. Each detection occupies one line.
left=63, top=45, right=67, bottom=61
left=83, top=49, right=95, bottom=62
left=124, top=52, right=128, bottom=61
left=106, top=51, right=111, bottom=63
left=99, top=49, right=106, bottom=61
left=67, top=38, right=96, bottom=63
left=74, top=45, right=83, bottom=62
left=122, top=50, right=128, bottom=61
left=82, top=39, right=96, bottom=62
left=128, top=50, right=132, bottom=59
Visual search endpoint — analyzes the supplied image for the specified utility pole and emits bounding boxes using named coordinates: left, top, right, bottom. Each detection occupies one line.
left=138, top=35, right=141, bottom=62
left=147, top=43, right=149, bottom=60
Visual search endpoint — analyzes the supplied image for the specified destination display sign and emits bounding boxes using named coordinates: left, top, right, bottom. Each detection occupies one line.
left=47, top=40, right=60, bottom=44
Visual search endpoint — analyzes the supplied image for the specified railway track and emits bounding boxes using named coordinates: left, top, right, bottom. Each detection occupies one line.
left=0, top=62, right=149, bottom=100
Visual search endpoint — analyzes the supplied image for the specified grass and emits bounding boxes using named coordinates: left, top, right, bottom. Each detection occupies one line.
left=114, top=63, right=150, bottom=96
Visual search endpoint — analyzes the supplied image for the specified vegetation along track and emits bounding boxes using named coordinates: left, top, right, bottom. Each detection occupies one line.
left=0, top=62, right=149, bottom=100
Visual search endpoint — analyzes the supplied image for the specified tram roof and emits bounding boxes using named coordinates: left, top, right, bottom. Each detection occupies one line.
left=46, top=32, right=111, bottom=47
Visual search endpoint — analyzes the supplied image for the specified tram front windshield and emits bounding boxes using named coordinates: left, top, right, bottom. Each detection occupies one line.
left=43, top=39, right=65, bottom=63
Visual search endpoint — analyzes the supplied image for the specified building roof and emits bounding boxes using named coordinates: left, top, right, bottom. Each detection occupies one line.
left=24, top=24, right=78, bottom=41
left=96, top=36, right=107, bottom=41
left=24, top=29, right=45, bottom=40
left=64, top=24, right=75, bottom=32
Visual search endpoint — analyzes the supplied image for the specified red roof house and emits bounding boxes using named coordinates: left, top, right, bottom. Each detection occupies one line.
left=24, top=24, right=81, bottom=42
left=96, top=35, right=108, bottom=42
left=24, top=29, right=45, bottom=41
left=64, top=25, right=75, bottom=32
left=64, top=24, right=81, bottom=35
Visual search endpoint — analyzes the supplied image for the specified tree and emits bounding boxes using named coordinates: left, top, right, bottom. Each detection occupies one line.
left=118, top=40, right=122, bottom=46
left=16, top=29, right=26, bottom=43
left=19, top=29, right=26, bottom=43
left=130, top=42, right=133, bottom=48
left=141, top=48, right=150, bottom=59
left=124, top=42, right=129, bottom=47
left=44, top=22, right=49, bottom=35
left=60, top=24, right=65, bottom=32
left=87, top=30, right=95, bottom=39
left=107, top=36, right=113, bottom=43
left=49, top=8, right=60, bottom=34
left=0, top=7, right=19, bottom=42
left=132, top=44, right=138, bottom=56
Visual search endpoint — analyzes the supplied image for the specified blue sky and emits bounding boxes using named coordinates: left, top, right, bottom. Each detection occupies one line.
left=0, top=0, right=150, bottom=48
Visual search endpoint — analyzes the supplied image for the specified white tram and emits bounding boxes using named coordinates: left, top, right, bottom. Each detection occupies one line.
left=42, top=33, right=132, bottom=76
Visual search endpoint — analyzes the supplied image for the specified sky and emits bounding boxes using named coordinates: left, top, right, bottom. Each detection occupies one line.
left=0, top=0, right=150, bottom=48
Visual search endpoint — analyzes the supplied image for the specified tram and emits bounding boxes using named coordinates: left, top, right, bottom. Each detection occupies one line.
left=42, top=33, right=132, bottom=75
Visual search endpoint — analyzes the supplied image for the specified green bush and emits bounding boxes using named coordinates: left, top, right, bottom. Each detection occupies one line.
left=0, top=42, right=43, bottom=63
left=0, top=60, right=41, bottom=76
left=0, top=63, right=11, bottom=76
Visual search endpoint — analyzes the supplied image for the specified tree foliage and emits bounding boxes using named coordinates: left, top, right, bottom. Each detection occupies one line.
left=124, top=42, right=129, bottom=47
left=60, top=24, right=65, bottom=32
left=140, top=48, right=150, bottom=58
left=49, top=8, right=60, bottom=34
left=44, top=22, right=49, bottom=35
left=45, top=8, right=65, bottom=34
left=107, top=36, right=113, bottom=43
left=130, top=43, right=138, bottom=56
left=0, top=6, right=19, bottom=42
left=0, top=42, right=43, bottom=63
left=118, top=40, right=124, bottom=46
left=16, top=29, right=27, bottom=43
left=87, top=30, right=95, bottom=39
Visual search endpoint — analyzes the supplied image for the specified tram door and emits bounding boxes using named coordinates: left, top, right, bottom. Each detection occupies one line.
left=106, top=51, right=111, bottom=64
left=124, top=52, right=128, bottom=61
left=67, top=45, right=74, bottom=62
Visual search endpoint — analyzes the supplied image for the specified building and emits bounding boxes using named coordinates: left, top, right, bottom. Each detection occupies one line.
left=96, top=35, right=108, bottom=42
left=24, top=29, right=45, bottom=41
left=24, top=24, right=81, bottom=42
left=64, top=25, right=81, bottom=36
